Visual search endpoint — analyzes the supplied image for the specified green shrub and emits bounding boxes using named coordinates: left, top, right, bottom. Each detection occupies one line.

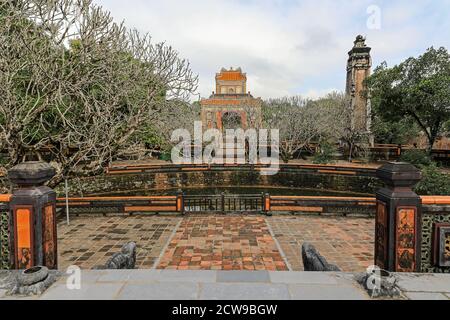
left=159, top=152, right=172, bottom=161
left=399, top=149, right=432, bottom=168
left=415, top=164, right=450, bottom=195
left=312, top=142, right=335, bottom=164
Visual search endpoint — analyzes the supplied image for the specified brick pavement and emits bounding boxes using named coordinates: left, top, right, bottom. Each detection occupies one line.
left=266, top=216, right=374, bottom=272
left=57, top=216, right=181, bottom=270
left=57, top=215, right=374, bottom=272
left=156, top=215, right=289, bottom=271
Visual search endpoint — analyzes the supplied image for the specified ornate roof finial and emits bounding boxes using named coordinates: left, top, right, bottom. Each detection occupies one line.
left=354, top=35, right=366, bottom=48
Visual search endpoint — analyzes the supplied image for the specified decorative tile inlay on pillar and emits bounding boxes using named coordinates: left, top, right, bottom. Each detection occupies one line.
left=0, top=204, right=10, bottom=269
left=8, top=161, right=58, bottom=270
left=375, top=162, right=422, bottom=272
left=375, top=200, right=388, bottom=269
left=396, top=207, right=417, bottom=272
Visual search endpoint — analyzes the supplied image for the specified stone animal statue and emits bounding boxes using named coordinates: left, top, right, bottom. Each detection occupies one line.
left=302, top=243, right=341, bottom=271
left=94, top=242, right=137, bottom=270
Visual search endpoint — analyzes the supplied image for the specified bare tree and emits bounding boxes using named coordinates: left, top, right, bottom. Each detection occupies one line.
left=263, top=96, right=323, bottom=162
left=0, top=0, right=198, bottom=186
left=319, top=92, right=370, bottom=161
left=262, top=92, right=369, bottom=163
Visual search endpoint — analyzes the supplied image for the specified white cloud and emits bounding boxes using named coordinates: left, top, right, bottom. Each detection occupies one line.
left=94, top=0, right=449, bottom=100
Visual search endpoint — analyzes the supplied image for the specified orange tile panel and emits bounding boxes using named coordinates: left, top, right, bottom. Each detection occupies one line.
left=357, top=202, right=377, bottom=206
left=421, top=196, right=450, bottom=205
left=57, top=196, right=176, bottom=202
left=269, top=196, right=376, bottom=201
left=270, top=206, right=323, bottom=212
left=0, top=194, right=11, bottom=202
left=56, top=202, right=91, bottom=206
left=16, top=209, right=31, bottom=248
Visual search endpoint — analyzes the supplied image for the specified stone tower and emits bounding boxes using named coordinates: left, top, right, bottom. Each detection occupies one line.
left=346, top=35, right=373, bottom=144
left=215, top=67, right=247, bottom=94
left=200, top=67, right=262, bottom=131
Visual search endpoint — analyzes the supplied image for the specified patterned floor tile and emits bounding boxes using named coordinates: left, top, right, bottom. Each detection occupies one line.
left=266, top=216, right=374, bottom=272
left=57, top=216, right=181, bottom=270
left=56, top=215, right=374, bottom=272
left=157, top=215, right=289, bottom=271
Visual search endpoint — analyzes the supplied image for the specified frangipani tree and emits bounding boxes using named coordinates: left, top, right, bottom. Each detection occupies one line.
left=0, top=0, right=198, bottom=186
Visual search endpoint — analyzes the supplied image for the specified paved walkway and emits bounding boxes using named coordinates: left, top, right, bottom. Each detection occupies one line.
left=267, top=216, right=374, bottom=271
left=157, top=216, right=288, bottom=271
left=2, top=270, right=449, bottom=300
left=58, top=216, right=182, bottom=270
left=57, top=214, right=374, bottom=272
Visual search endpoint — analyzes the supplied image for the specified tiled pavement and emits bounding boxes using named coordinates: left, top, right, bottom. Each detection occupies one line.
left=57, top=215, right=374, bottom=272
left=57, top=216, right=181, bottom=270
left=157, top=216, right=288, bottom=271
left=267, top=216, right=374, bottom=272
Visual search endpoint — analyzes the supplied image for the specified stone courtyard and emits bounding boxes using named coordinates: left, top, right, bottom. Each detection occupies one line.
left=57, top=215, right=374, bottom=272
left=58, top=216, right=182, bottom=270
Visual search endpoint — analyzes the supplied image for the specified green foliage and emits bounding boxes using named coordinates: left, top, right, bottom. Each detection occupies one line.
left=399, top=149, right=432, bottom=167
left=312, top=142, right=335, bottom=164
left=415, top=163, right=450, bottom=195
left=400, top=150, right=450, bottom=195
left=371, top=115, right=420, bottom=145
left=444, top=119, right=450, bottom=135
left=159, top=152, right=172, bottom=161
left=139, top=124, right=167, bottom=150
left=367, top=47, right=450, bottom=152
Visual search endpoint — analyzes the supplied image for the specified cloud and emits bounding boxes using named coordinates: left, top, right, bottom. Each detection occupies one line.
left=94, top=0, right=450, bottom=100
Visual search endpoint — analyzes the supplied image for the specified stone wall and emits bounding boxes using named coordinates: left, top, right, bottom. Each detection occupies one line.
left=55, top=168, right=381, bottom=197
left=421, top=205, right=450, bottom=273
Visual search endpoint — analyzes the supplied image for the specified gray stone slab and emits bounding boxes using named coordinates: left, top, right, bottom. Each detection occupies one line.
left=217, top=271, right=270, bottom=283
left=405, top=292, right=449, bottom=300
left=55, top=270, right=108, bottom=284
left=80, top=270, right=109, bottom=282
left=97, top=270, right=132, bottom=282
left=117, top=282, right=198, bottom=300
left=396, top=274, right=450, bottom=293
left=269, top=271, right=339, bottom=285
left=200, top=283, right=290, bottom=300
left=71, top=270, right=108, bottom=283
left=40, top=283, right=124, bottom=300
left=288, top=284, right=369, bottom=300
left=127, top=270, right=217, bottom=283
left=0, top=294, right=37, bottom=300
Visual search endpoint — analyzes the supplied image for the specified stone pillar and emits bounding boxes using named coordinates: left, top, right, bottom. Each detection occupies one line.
left=345, top=35, right=373, bottom=146
left=375, top=162, right=422, bottom=272
left=8, top=161, right=58, bottom=270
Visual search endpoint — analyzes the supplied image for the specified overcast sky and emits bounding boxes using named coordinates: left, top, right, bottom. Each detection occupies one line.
left=95, top=0, right=450, bottom=100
